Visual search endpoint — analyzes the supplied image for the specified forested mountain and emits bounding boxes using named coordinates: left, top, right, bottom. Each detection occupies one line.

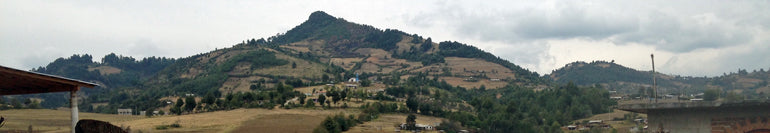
left=0, top=54, right=176, bottom=109
left=3, top=11, right=615, bottom=132
left=549, top=61, right=770, bottom=99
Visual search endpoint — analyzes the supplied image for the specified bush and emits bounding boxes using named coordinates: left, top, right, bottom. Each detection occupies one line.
left=155, top=125, right=168, bottom=130
left=155, top=121, right=181, bottom=130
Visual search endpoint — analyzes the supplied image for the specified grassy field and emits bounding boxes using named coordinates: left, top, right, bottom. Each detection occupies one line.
left=346, top=114, right=445, bottom=133
left=0, top=109, right=142, bottom=133
left=569, top=109, right=648, bottom=133
left=0, top=108, right=364, bottom=133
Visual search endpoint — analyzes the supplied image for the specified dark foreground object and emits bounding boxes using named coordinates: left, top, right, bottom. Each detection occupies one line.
left=75, top=119, right=126, bottom=133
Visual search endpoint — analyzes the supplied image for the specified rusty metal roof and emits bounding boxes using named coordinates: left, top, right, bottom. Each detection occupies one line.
left=0, top=65, right=97, bottom=95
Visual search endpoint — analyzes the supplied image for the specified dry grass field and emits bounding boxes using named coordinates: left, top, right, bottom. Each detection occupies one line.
left=444, top=57, right=514, bottom=80
left=87, top=66, right=122, bottom=75
left=346, top=114, right=445, bottom=133
left=570, top=109, right=648, bottom=133
left=440, top=77, right=508, bottom=90
left=0, top=108, right=366, bottom=133
left=0, top=109, right=142, bottom=133
left=330, top=58, right=364, bottom=70
left=245, top=53, right=328, bottom=79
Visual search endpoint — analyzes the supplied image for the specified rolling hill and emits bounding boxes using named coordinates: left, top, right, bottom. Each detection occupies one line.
left=7, top=11, right=546, bottom=114
left=549, top=60, right=770, bottom=99
left=3, top=11, right=625, bottom=132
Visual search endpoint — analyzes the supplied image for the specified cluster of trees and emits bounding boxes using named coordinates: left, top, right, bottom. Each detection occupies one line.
left=217, top=49, right=288, bottom=72
left=313, top=102, right=407, bottom=133
left=23, top=54, right=176, bottom=109
left=549, top=61, right=673, bottom=87
left=364, top=29, right=404, bottom=51
left=269, top=11, right=378, bottom=45
left=391, top=35, right=443, bottom=65
left=0, top=97, right=41, bottom=110
left=313, top=113, right=360, bottom=133
left=378, top=70, right=614, bottom=132
left=170, top=96, right=196, bottom=115
left=101, top=53, right=176, bottom=75
left=447, top=83, right=616, bottom=132
left=392, top=47, right=445, bottom=65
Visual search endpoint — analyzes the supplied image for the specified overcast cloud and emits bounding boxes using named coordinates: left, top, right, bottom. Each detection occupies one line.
left=1, top=0, right=768, bottom=77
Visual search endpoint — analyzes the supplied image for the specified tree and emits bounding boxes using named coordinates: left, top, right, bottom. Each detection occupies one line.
left=406, top=98, right=418, bottom=112
left=300, top=94, right=307, bottom=105
left=322, top=116, right=341, bottom=133
left=725, top=91, right=744, bottom=102
left=292, top=62, right=297, bottom=69
left=322, top=74, right=330, bottom=83
left=202, top=92, right=216, bottom=105
left=406, top=114, right=417, bottom=130
left=360, top=79, right=371, bottom=87
left=175, top=97, right=184, bottom=108
left=250, top=84, right=258, bottom=90
left=419, top=103, right=432, bottom=115
left=306, top=99, right=315, bottom=108
left=704, top=89, right=719, bottom=101
left=146, top=108, right=154, bottom=117
left=170, top=106, right=182, bottom=115
left=330, top=90, right=342, bottom=106
left=318, top=95, right=327, bottom=107
left=184, top=96, right=197, bottom=113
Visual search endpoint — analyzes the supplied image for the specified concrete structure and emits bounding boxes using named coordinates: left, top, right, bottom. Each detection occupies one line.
left=117, top=109, right=132, bottom=115
left=619, top=100, right=770, bottom=133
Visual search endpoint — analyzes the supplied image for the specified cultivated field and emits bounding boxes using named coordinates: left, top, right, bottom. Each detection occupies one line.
left=440, top=77, right=508, bottom=90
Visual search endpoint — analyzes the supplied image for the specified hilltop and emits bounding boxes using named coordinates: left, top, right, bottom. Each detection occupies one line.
left=549, top=60, right=770, bottom=99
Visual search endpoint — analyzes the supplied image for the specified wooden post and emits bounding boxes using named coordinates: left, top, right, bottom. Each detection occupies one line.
left=71, top=88, right=78, bottom=133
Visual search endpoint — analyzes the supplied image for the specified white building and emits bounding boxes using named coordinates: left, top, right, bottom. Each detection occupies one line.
left=117, top=109, right=132, bottom=115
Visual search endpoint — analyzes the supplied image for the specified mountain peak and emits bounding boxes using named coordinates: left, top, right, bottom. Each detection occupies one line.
left=307, top=11, right=336, bottom=23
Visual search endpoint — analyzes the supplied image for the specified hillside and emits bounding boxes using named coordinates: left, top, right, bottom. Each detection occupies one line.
left=3, top=11, right=616, bottom=132
left=549, top=61, right=770, bottom=99
left=140, top=11, right=544, bottom=97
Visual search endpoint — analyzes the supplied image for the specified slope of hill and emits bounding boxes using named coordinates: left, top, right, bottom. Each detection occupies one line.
left=3, top=11, right=619, bottom=132
left=549, top=60, right=770, bottom=98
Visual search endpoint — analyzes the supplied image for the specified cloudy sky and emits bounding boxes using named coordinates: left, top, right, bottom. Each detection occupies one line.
left=2, top=0, right=769, bottom=77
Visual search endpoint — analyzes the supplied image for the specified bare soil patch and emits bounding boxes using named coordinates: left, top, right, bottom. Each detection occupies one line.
left=88, top=66, right=122, bottom=75
left=444, top=57, right=514, bottom=80
left=440, top=77, right=508, bottom=89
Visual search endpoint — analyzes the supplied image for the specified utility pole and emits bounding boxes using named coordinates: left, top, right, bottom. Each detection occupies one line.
left=651, top=54, right=657, bottom=103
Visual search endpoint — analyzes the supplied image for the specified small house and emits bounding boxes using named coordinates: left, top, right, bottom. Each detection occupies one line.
left=117, top=109, right=132, bottom=115
left=567, top=125, right=577, bottom=130
left=416, top=124, right=433, bottom=130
